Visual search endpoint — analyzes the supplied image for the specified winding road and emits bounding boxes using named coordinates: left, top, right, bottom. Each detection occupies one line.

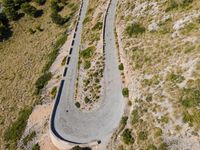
left=50, top=0, right=124, bottom=148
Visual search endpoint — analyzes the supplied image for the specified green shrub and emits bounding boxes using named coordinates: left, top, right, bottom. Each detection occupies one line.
left=121, top=116, right=128, bottom=125
left=4, top=107, right=32, bottom=147
left=15, top=0, right=27, bottom=7
left=131, top=109, right=140, bottom=125
left=147, top=144, right=157, bottom=150
left=21, top=3, right=38, bottom=17
left=182, top=23, right=197, bottom=34
left=183, top=111, right=193, bottom=123
left=128, top=100, right=132, bottom=106
left=166, top=0, right=193, bottom=11
left=83, top=61, right=91, bottom=69
left=71, top=146, right=91, bottom=150
left=165, top=0, right=178, bottom=11
left=51, top=86, right=57, bottom=99
left=35, top=72, right=52, bottom=94
left=36, top=25, right=43, bottom=32
left=61, top=56, right=67, bottom=66
left=138, top=131, right=148, bottom=140
left=125, top=23, right=145, bottom=37
left=43, top=34, right=67, bottom=72
left=32, top=143, right=40, bottom=150
left=181, top=0, right=193, bottom=7
left=181, top=88, right=200, bottom=108
left=3, top=0, right=18, bottom=20
left=121, top=129, right=135, bottom=145
left=75, top=102, right=80, bottom=108
left=50, top=0, right=61, bottom=12
left=167, top=73, right=185, bottom=83
left=122, top=88, right=129, bottom=97
left=51, top=12, right=65, bottom=25
left=92, top=22, right=103, bottom=31
left=34, top=0, right=46, bottom=5
left=159, top=143, right=168, bottom=150
left=160, top=115, right=169, bottom=124
left=28, top=28, right=36, bottom=34
left=154, top=127, right=162, bottom=137
left=118, top=63, right=124, bottom=70
left=84, top=97, right=91, bottom=103
left=0, top=22, right=8, bottom=39
left=80, top=46, right=95, bottom=59
left=23, top=131, right=36, bottom=145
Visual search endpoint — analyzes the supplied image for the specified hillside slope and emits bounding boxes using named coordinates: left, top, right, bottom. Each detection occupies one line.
left=114, top=0, right=200, bottom=149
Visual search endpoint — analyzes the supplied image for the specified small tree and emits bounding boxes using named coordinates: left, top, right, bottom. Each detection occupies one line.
left=84, top=97, right=91, bottom=103
left=118, top=63, right=124, bottom=70
left=0, top=22, right=7, bottom=39
left=122, top=88, right=129, bottom=97
left=121, top=129, right=134, bottom=145
left=50, top=12, right=65, bottom=25
left=3, top=0, right=19, bottom=20
left=21, top=3, right=38, bottom=17
left=34, top=0, right=46, bottom=5
left=14, top=0, right=27, bottom=7
left=75, top=102, right=80, bottom=108
left=50, top=0, right=60, bottom=12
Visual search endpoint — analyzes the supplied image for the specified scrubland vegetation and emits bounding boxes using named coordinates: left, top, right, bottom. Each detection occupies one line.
left=0, top=0, right=80, bottom=148
left=114, top=0, right=200, bottom=149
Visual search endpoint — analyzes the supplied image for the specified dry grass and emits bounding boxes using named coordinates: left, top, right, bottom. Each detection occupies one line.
left=0, top=0, right=80, bottom=148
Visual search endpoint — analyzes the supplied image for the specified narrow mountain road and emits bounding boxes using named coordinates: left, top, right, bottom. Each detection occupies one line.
left=50, top=0, right=124, bottom=148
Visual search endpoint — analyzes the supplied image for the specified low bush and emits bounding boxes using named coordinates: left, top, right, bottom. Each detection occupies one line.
left=32, top=143, right=40, bottom=150
left=154, top=127, right=162, bottom=137
left=50, top=0, right=62, bottom=12
left=160, top=115, right=169, bottom=124
left=122, top=88, right=129, bottom=97
left=51, top=12, right=65, bottom=25
left=181, top=88, right=200, bottom=108
left=80, top=46, right=95, bottom=59
left=71, top=146, right=91, bottom=150
left=4, top=107, right=32, bottom=147
left=131, top=109, right=140, bottom=125
left=35, top=72, right=52, bottom=94
left=166, top=0, right=193, bottom=11
left=21, top=3, right=38, bottom=17
left=61, top=56, right=67, bottom=66
left=23, top=131, right=36, bottom=145
left=167, top=73, right=185, bottom=83
left=75, top=102, right=80, bottom=108
left=84, top=97, right=91, bottom=103
left=118, top=63, right=124, bottom=70
left=159, top=142, right=168, bottom=150
left=83, top=61, right=91, bottom=69
left=125, top=23, right=145, bottom=37
left=28, top=28, right=36, bottom=34
left=183, top=111, right=193, bottom=124
left=34, top=0, right=46, bottom=5
left=138, top=131, right=148, bottom=140
left=121, top=129, right=135, bottom=145
left=3, top=0, right=19, bottom=21
left=147, top=144, right=157, bottom=150
left=121, top=116, right=128, bottom=125
left=165, top=0, right=178, bottom=11
left=43, top=34, right=67, bottom=72
left=51, top=86, right=57, bottom=99
left=92, top=22, right=103, bottom=31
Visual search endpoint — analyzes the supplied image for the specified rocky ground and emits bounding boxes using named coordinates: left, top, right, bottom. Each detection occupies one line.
left=113, top=0, right=200, bottom=149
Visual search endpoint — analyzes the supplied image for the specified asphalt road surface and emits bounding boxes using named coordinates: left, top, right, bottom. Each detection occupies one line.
left=50, top=0, right=124, bottom=145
